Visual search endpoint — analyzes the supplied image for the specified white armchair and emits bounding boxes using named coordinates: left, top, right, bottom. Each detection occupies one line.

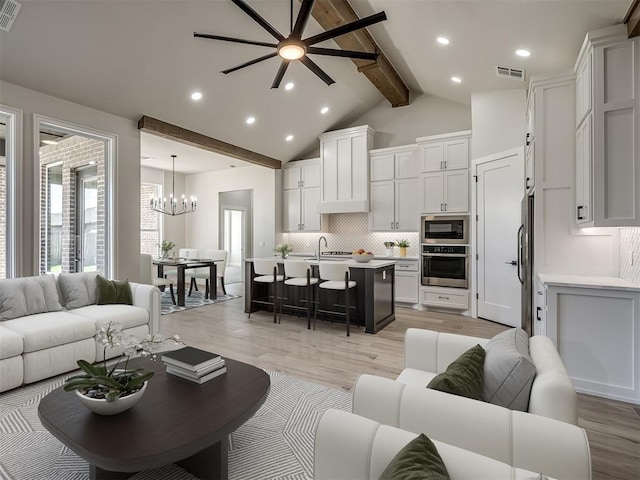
left=315, top=409, right=567, bottom=480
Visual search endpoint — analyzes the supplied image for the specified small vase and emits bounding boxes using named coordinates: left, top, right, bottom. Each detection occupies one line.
left=76, top=382, right=147, bottom=416
left=281, top=252, right=289, bottom=259
left=399, top=247, right=407, bottom=257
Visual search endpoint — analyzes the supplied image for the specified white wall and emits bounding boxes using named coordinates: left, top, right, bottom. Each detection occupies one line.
left=1, top=81, right=141, bottom=280
left=471, top=89, right=526, bottom=159
left=348, top=93, right=472, bottom=149
left=185, top=165, right=276, bottom=258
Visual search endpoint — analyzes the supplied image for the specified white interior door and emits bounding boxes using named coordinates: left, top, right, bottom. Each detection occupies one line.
left=476, top=149, right=524, bottom=327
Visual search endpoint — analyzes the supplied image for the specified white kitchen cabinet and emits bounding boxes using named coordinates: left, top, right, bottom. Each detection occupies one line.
left=369, top=145, right=419, bottom=231
left=540, top=274, right=640, bottom=404
left=282, top=159, right=323, bottom=232
left=417, top=131, right=471, bottom=173
left=318, top=125, right=374, bottom=213
left=419, top=170, right=468, bottom=214
left=534, top=282, right=547, bottom=336
left=574, top=25, right=640, bottom=227
left=421, top=286, right=469, bottom=310
left=395, top=260, right=419, bottom=304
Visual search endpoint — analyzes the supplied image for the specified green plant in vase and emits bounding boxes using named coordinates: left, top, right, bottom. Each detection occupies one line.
left=396, top=239, right=410, bottom=257
left=159, top=240, right=175, bottom=259
left=274, top=243, right=293, bottom=259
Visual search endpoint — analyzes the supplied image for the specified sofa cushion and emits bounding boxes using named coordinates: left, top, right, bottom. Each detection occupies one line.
left=482, top=328, right=536, bottom=411
left=57, top=272, right=99, bottom=309
left=1, top=311, right=96, bottom=353
left=379, top=433, right=450, bottom=480
left=0, top=275, right=62, bottom=320
left=67, top=304, right=149, bottom=331
left=96, top=276, right=133, bottom=305
left=427, top=344, right=485, bottom=400
left=0, top=325, right=24, bottom=359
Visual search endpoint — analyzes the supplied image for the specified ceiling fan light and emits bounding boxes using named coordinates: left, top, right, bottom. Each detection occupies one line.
left=278, top=43, right=306, bottom=60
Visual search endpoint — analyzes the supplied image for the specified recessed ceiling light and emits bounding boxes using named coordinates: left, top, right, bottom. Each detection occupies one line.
left=246, top=116, right=256, bottom=125
left=437, top=37, right=450, bottom=45
left=516, top=49, right=531, bottom=57
left=190, top=91, right=203, bottom=100
left=285, top=134, right=294, bottom=142
left=451, top=76, right=462, bottom=83
left=284, top=82, right=295, bottom=91
left=320, top=106, right=329, bottom=114
left=41, top=139, right=58, bottom=145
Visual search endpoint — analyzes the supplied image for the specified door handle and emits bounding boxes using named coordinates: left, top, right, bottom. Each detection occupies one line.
left=505, top=261, right=517, bottom=265
left=577, top=205, right=584, bottom=220
left=536, top=306, right=542, bottom=321
left=517, top=225, right=524, bottom=285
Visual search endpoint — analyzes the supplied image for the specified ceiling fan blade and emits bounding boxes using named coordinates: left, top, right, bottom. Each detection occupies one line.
left=231, top=0, right=285, bottom=41
left=304, top=11, right=387, bottom=46
left=300, top=56, right=335, bottom=86
left=222, top=52, right=278, bottom=74
left=271, top=60, right=291, bottom=89
left=306, top=46, right=378, bottom=61
left=292, top=0, right=315, bottom=37
left=194, top=32, right=277, bottom=48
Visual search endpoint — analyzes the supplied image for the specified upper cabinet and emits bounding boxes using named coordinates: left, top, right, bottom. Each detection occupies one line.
left=574, top=25, right=640, bottom=227
left=318, top=125, right=374, bottom=214
left=416, top=131, right=471, bottom=214
left=369, top=145, right=419, bottom=231
left=282, top=158, right=323, bottom=232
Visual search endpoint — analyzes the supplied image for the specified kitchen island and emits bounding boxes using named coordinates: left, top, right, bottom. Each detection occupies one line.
left=244, top=258, right=395, bottom=333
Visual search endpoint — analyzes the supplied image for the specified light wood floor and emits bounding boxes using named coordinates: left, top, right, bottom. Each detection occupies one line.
left=161, top=283, right=640, bottom=480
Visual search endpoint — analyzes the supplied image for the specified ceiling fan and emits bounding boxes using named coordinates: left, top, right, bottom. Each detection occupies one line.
left=194, top=0, right=387, bottom=88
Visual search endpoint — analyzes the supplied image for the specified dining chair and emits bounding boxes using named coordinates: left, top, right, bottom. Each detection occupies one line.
left=281, top=260, right=319, bottom=329
left=317, top=262, right=357, bottom=336
left=140, top=253, right=176, bottom=305
left=248, top=258, right=284, bottom=323
left=189, top=249, right=228, bottom=297
left=164, top=248, right=199, bottom=284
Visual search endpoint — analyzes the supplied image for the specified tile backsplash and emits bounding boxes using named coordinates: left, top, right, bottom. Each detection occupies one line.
left=283, top=213, right=420, bottom=257
left=620, top=228, right=640, bottom=284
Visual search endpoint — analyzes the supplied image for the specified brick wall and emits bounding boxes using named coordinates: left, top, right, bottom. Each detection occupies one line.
left=140, top=182, right=160, bottom=255
left=39, top=135, right=105, bottom=274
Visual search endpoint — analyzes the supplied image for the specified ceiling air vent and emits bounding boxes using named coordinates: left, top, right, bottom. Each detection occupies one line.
left=0, top=0, right=21, bottom=32
left=495, top=65, right=525, bottom=82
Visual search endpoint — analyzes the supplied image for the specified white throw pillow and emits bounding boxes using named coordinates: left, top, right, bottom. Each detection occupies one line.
left=57, top=272, right=99, bottom=309
left=0, top=275, right=62, bottom=320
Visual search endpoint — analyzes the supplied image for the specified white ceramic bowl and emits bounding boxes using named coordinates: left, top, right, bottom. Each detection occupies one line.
left=352, top=253, right=374, bottom=263
left=76, top=381, right=147, bottom=416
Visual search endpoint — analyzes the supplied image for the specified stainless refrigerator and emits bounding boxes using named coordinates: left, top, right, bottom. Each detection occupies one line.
left=519, top=194, right=534, bottom=335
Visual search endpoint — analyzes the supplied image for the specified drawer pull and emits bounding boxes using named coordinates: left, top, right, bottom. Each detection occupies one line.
left=438, top=296, right=450, bottom=300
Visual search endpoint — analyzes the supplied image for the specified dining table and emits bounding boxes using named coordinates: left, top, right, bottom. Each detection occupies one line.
left=153, top=258, right=220, bottom=307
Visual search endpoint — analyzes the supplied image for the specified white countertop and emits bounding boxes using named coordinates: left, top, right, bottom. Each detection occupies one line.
left=246, top=257, right=396, bottom=269
left=538, top=273, right=640, bottom=292
left=288, top=253, right=419, bottom=261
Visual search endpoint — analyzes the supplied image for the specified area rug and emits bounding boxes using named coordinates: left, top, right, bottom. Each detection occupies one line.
left=160, top=289, right=240, bottom=315
left=0, top=369, right=350, bottom=480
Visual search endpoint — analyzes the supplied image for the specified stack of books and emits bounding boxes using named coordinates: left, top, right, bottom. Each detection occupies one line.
left=162, top=347, right=226, bottom=384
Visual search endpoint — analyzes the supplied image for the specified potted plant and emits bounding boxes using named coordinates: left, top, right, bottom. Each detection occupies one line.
left=274, top=243, right=293, bottom=259
left=159, top=240, right=175, bottom=259
left=396, top=239, right=410, bottom=257
left=64, top=321, right=183, bottom=415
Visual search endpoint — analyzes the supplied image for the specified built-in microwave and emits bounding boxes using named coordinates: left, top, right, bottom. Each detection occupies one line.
left=421, top=215, right=468, bottom=244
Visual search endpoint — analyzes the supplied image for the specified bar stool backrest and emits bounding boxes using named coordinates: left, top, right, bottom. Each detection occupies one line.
left=284, top=260, right=312, bottom=278
left=319, top=261, right=350, bottom=281
left=254, top=258, right=278, bottom=276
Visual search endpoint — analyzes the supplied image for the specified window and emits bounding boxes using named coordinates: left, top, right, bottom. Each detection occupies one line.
left=141, top=182, right=161, bottom=256
left=0, top=106, right=20, bottom=279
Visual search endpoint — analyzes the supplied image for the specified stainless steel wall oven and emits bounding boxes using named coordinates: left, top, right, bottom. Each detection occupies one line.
left=421, top=244, right=469, bottom=289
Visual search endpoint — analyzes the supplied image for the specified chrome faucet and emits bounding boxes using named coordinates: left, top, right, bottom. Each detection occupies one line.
left=317, top=236, right=328, bottom=262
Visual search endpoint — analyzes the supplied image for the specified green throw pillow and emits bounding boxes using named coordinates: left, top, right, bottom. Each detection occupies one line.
left=427, top=344, right=485, bottom=400
left=379, top=433, right=450, bottom=480
left=96, top=275, right=133, bottom=305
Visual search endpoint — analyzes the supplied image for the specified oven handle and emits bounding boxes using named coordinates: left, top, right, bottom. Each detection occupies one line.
left=422, top=253, right=467, bottom=258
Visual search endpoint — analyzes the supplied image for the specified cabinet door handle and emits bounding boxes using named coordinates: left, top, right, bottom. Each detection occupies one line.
left=536, top=306, right=542, bottom=321
left=440, top=161, right=444, bottom=170
left=440, top=203, right=444, bottom=211
left=443, top=203, right=447, bottom=211
left=577, top=205, right=584, bottom=220
left=391, top=221, right=394, bottom=230
left=301, top=224, right=304, bottom=230
left=395, top=222, right=399, bottom=229
left=444, top=160, right=447, bottom=169
left=301, top=180, right=304, bottom=188
left=525, top=177, right=530, bottom=189
left=526, top=133, right=531, bottom=146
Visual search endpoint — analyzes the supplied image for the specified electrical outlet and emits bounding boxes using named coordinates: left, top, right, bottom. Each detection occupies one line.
left=259, top=241, right=265, bottom=248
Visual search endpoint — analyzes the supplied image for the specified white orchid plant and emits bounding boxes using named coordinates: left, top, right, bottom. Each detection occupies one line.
left=64, top=321, right=184, bottom=401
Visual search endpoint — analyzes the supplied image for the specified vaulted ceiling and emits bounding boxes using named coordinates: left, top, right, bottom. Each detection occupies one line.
left=0, top=0, right=630, bottom=171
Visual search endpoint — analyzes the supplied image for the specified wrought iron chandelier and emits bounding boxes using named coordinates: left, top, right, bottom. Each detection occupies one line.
left=149, top=155, right=197, bottom=216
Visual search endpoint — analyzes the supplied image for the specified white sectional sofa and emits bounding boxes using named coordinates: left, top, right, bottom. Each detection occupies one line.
left=315, top=409, right=564, bottom=480
left=0, top=272, right=160, bottom=393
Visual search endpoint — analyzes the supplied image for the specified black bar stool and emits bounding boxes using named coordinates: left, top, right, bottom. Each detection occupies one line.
left=281, top=260, right=319, bottom=329
left=248, top=259, right=283, bottom=323
left=317, top=261, right=357, bottom=336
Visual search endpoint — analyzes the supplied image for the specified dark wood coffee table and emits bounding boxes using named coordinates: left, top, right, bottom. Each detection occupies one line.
left=38, top=356, right=270, bottom=480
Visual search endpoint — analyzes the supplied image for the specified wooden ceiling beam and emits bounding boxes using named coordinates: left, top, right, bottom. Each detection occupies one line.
left=307, top=0, right=410, bottom=107
left=137, top=116, right=282, bottom=170
left=625, top=0, right=640, bottom=38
